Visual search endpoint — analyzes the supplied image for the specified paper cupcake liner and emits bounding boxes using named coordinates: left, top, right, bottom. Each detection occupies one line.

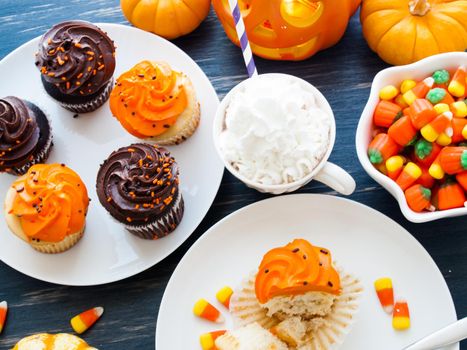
left=124, top=191, right=184, bottom=240
left=58, top=78, right=114, bottom=113
left=6, top=102, right=53, bottom=176
left=30, top=227, right=84, bottom=254
left=230, top=266, right=363, bottom=349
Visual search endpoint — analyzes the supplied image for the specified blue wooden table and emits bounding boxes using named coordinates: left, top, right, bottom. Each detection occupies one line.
left=0, top=0, right=466, bottom=349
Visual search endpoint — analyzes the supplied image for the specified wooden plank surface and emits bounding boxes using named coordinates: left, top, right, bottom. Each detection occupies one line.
left=0, top=0, right=466, bottom=348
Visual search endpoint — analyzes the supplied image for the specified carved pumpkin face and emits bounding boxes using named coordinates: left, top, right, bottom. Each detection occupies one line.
left=212, top=0, right=361, bottom=60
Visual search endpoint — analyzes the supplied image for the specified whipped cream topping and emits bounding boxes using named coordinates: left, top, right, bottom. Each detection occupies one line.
left=219, top=76, right=332, bottom=185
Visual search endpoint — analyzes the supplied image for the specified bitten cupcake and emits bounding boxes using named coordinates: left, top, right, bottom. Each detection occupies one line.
left=109, top=61, right=200, bottom=145
left=96, top=143, right=184, bottom=239
left=0, top=97, right=53, bottom=175
left=4, top=163, right=89, bottom=253
left=13, top=333, right=97, bottom=350
left=229, top=239, right=362, bottom=349
left=35, top=20, right=116, bottom=113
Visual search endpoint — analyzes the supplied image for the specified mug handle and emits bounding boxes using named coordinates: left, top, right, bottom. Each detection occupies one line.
left=314, top=162, right=356, bottom=195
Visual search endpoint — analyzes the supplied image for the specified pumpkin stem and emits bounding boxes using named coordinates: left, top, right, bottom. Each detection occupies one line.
left=409, top=0, right=431, bottom=16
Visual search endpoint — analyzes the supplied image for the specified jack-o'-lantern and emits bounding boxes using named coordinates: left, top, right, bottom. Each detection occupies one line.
left=212, top=0, right=362, bottom=61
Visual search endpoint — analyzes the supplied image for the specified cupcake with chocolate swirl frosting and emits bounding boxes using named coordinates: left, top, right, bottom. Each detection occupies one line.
left=96, top=143, right=184, bottom=239
left=0, top=96, right=52, bottom=175
left=35, top=20, right=116, bottom=113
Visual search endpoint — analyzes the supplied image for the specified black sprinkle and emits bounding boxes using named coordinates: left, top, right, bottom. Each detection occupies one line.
left=328, top=281, right=333, bottom=287
left=181, top=136, right=187, bottom=140
left=163, top=124, right=170, bottom=128
left=73, top=114, right=79, bottom=118
left=320, top=249, right=328, bottom=255
left=33, top=191, right=36, bottom=195
left=60, top=163, right=65, bottom=167
left=264, top=269, right=269, bottom=274
left=16, top=187, right=24, bottom=193
left=303, top=281, right=308, bottom=286
left=33, top=179, right=38, bottom=183
left=131, top=112, right=136, bottom=116
left=152, top=124, right=156, bottom=128
left=152, top=76, right=156, bottom=80
left=303, top=255, right=307, bottom=260
left=319, top=262, right=323, bottom=266
left=137, top=74, right=144, bottom=78
left=292, top=248, right=299, bottom=253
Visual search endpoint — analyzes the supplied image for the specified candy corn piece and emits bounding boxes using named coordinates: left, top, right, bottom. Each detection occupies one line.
left=368, top=133, right=400, bottom=165
left=452, top=118, right=467, bottom=143
left=216, top=286, right=233, bottom=309
left=374, top=278, right=394, bottom=314
left=403, top=77, right=434, bottom=105
left=405, top=184, right=434, bottom=212
left=70, top=306, right=104, bottom=334
left=438, top=180, right=466, bottom=210
left=386, top=155, right=405, bottom=180
left=448, top=66, right=466, bottom=97
left=0, top=301, right=7, bottom=334
left=200, top=330, right=226, bottom=350
left=193, top=299, right=224, bottom=323
left=396, top=162, right=422, bottom=191
left=451, top=101, right=467, bottom=118
left=429, top=153, right=445, bottom=180
left=388, top=116, right=417, bottom=146
left=420, top=112, right=453, bottom=142
left=414, top=139, right=441, bottom=167
left=393, top=301, right=410, bottom=331
left=409, top=99, right=437, bottom=130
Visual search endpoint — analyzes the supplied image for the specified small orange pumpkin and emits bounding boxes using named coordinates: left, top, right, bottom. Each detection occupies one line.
left=212, top=0, right=361, bottom=61
left=361, top=0, right=467, bottom=66
left=120, top=0, right=211, bottom=39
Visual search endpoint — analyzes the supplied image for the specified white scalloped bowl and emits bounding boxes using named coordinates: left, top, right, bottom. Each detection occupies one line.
left=356, top=52, right=467, bottom=223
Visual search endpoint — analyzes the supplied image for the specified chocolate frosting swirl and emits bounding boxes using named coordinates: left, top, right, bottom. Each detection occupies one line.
left=0, top=97, right=40, bottom=170
left=96, top=143, right=180, bottom=225
left=36, top=20, right=115, bottom=96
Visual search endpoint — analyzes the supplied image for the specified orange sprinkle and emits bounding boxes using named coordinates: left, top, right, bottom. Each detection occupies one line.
left=87, top=67, right=92, bottom=72
left=76, top=81, right=81, bottom=86
left=127, top=148, right=135, bottom=152
left=74, top=42, right=82, bottom=48
left=98, top=64, right=105, bottom=71
left=151, top=192, right=155, bottom=197
left=58, top=47, right=65, bottom=52
left=138, top=159, right=143, bottom=167
left=171, top=188, right=175, bottom=194
left=48, top=72, right=55, bottom=77
left=93, top=70, right=97, bottom=75
left=48, top=49, right=55, bottom=54
left=47, top=38, right=52, bottom=44
left=135, top=204, right=140, bottom=209
left=61, top=77, right=66, bottom=81
left=77, top=73, right=83, bottom=79
left=147, top=155, right=153, bottom=160
left=126, top=217, right=132, bottom=223
left=66, top=82, right=70, bottom=89
left=86, top=51, right=95, bottom=56
left=57, top=57, right=65, bottom=65
left=107, top=197, right=112, bottom=202
left=87, top=56, right=94, bottom=61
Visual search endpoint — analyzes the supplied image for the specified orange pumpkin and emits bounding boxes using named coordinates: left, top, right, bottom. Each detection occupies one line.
left=361, top=0, right=467, bottom=66
left=120, top=0, right=211, bottom=39
left=212, top=0, right=361, bottom=61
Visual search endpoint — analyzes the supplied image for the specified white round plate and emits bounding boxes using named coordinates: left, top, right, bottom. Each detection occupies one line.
left=0, top=23, right=223, bottom=286
left=156, top=194, right=457, bottom=350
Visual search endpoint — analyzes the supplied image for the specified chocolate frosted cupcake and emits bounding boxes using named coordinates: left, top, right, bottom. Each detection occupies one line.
left=0, top=97, right=52, bottom=175
left=35, top=20, right=116, bottom=113
left=96, top=143, right=184, bottom=239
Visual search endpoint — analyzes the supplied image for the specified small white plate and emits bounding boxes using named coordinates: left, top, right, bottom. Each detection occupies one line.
left=0, top=23, right=223, bottom=286
left=156, top=194, right=457, bottom=350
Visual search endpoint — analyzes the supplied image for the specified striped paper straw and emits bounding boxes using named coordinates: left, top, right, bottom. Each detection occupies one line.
left=228, top=0, right=258, bottom=78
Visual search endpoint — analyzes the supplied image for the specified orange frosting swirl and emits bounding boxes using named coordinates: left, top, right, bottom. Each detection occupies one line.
left=9, top=163, right=89, bottom=242
left=109, top=61, right=188, bottom=138
left=255, top=239, right=341, bottom=304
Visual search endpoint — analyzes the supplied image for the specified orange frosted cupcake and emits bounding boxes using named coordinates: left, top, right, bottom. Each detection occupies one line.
left=229, top=239, right=362, bottom=349
left=4, top=163, right=89, bottom=253
left=109, top=60, right=200, bottom=145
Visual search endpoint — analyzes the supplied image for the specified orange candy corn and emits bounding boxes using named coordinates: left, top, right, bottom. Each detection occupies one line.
left=420, top=112, right=453, bottom=142
left=373, top=100, right=402, bottom=128
left=448, top=66, right=466, bottom=97
left=415, top=166, right=435, bottom=189
left=216, top=286, right=233, bottom=309
left=405, top=184, right=434, bottom=212
left=0, top=301, right=7, bottom=334
left=403, top=77, right=434, bottom=105
left=396, top=162, right=422, bottom=191
left=438, top=146, right=467, bottom=174
left=70, top=306, right=104, bottom=334
left=193, top=299, right=224, bottom=323
left=386, top=155, right=405, bottom=180
left=368, top=133, right=400, bottom=165
left=409, top=99, right=437, bottom=130
left=388, top=116, right=417, bottom=146
left=429, top=152, right=445, bottom=180
left=200, top=330, right=226, bottom=350
left=414, top=139, right=442, bottom=167
left=438, top=181, right=466, bottom=210
left=393, top=301, right=410, bottom=330
left=374, top=278, right=394, bottom=314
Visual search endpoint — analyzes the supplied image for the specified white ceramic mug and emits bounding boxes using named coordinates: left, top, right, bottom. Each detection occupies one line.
left=213, top=73, right=356, bottom=195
